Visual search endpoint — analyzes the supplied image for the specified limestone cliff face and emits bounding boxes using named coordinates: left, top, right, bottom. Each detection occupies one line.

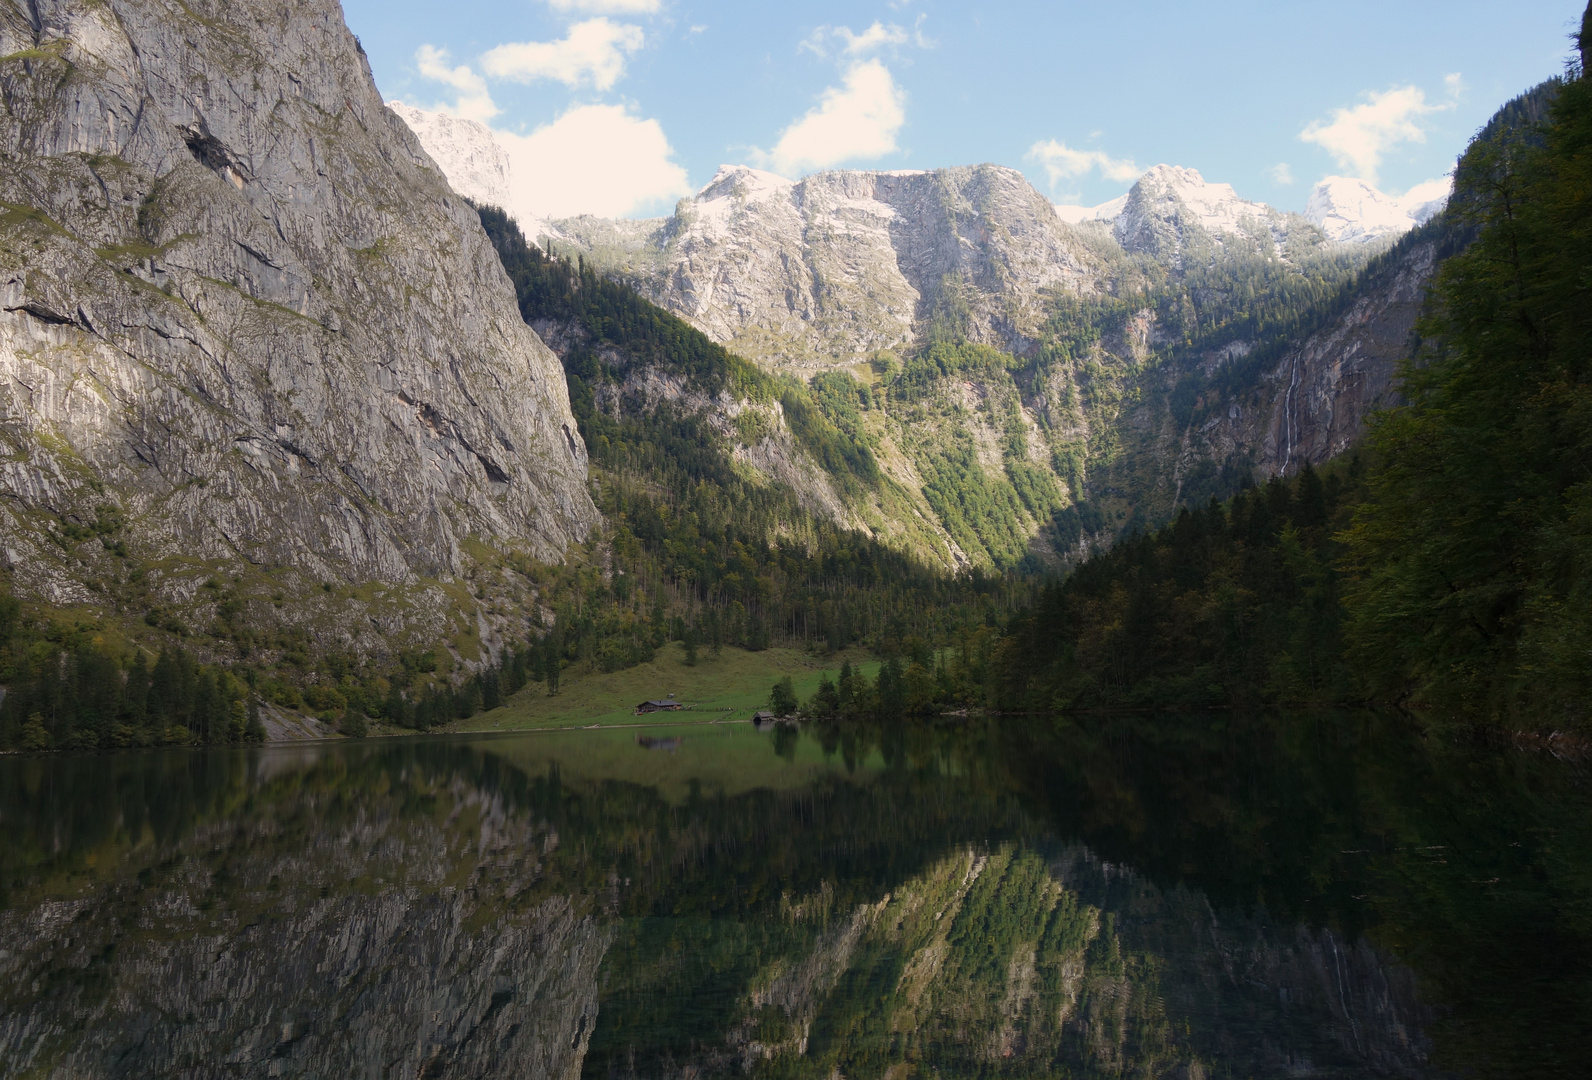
left=1163, top=226, right=1440, bottom=503
left=568, top=164, right=1101, bottom=371
left=0, top=0, right=597, bottom=606
left=1257, top=235, right=1437, bottom=473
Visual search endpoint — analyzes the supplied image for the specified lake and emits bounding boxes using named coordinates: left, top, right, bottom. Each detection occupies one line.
left=1, top=714, right=1587, bottom=1079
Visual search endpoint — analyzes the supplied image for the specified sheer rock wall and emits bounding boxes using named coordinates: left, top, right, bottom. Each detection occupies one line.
left=0, top=0, right=597, bottom=606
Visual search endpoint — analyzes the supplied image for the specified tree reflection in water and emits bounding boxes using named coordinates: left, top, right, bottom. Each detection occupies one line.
left=0, top=713, right=1586, bottom=1079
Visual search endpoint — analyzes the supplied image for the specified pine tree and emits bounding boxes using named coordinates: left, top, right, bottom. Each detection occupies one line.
left=245, top=696, right=267, bottom=743
left=228, top=699, right=248, bottom=742
left=20, top=713, right=50, bottom=752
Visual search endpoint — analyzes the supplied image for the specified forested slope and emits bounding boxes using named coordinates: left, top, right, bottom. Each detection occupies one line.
left=555, top=159, right=1454, bottom=565
left=986, top=57, right=1592, bottom=723
left=478, top=207, right=1026, bottom=665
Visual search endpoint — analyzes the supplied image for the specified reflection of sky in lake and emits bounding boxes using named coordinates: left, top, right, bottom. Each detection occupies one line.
left=1, top=714, right=1587, bottom=1079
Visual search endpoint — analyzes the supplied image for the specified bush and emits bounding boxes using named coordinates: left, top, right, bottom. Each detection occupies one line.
left=20, top=714, right=50, bottom=751
left=769, top=676, right=798, bottom=717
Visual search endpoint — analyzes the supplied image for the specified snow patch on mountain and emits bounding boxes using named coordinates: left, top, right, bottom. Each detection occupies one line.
left=1054, top=193, right=1128, bottom=224
left=1305, top=176, right=1452, bottom=243
left=389, top=102, right=557, bottom=242
left=1130, top=165, right=1277, bottom=238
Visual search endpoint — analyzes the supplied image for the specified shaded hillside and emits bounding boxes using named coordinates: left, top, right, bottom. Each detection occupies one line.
left=1339, top=64, right=1592, bottom=717
left=985, top=68, right=1592, bottom=724
left=995, top=465, right=1358, bottom=711
left=479, top=205, right=1026, bottom=661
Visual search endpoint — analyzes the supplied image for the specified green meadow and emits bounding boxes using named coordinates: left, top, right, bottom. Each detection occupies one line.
left=455, top=643, right=879, bottom=732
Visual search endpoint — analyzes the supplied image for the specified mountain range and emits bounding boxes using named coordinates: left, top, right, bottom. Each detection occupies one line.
left=396, top=102, right=1449, bottom=569
left=0, top=0, right=1472, bottom=677
left=392, top=100, right=1449, bottom=256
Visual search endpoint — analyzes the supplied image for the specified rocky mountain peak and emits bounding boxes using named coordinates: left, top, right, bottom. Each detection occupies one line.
left=1132, top=165, right=1268, bottom=231
left=387, top=102, right=513, bottom=212
left=580, top=162, right=1097, bottom=368
left=696, top=164, right=796, bottom=205
left=1305, top=175, right=1450, bottom=243
left=1112, top=164, right=1292, bottom=260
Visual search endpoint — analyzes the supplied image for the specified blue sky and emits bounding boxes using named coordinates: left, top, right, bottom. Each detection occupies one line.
left=342, top=0, right=1582, bottom=219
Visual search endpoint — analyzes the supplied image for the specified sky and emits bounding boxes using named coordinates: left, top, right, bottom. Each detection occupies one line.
left=341, top=0, right=1584, bottom=221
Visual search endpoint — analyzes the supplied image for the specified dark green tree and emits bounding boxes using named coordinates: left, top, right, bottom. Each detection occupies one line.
left=769, top=676, right=798, bottom=718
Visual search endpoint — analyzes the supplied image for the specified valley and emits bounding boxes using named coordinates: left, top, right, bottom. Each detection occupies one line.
left=406, top=110, right=1451, bottom=572
left=1, top=2, right=1591, bottom=1079
left=0, top=0, right=1584, bottom=745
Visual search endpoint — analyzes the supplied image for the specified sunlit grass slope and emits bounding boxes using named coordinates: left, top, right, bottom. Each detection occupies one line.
left=458, top=643, right=878, bottom=731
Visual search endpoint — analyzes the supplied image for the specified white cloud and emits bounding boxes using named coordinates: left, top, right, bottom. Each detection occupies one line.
left=756, top=59, right=906, bottom=175
left=496, top=103, right=690, bottom=219
left=1025, top=139, right=1141, bottom=188
left=415, top=45, right=498, bottom=122
left=1300, top=78, right=1459, bottom=184
left=480, top=18, right=644, bottom=91
left=802, top=19, right=930, bottom=60
left=838, top=21, right=909, bottom=55
left=1267, top=162, right=1295, bottom=185
left=543, top=0, right=660, bottom=12
left=1400, top=176, right=1452, bottom=206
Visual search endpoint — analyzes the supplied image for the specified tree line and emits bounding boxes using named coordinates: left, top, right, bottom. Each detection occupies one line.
left=0, top=589, right=590, bottom=749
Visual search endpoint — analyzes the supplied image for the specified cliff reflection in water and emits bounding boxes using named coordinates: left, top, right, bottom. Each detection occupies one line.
left=0, top=714, right=1588, bottom=1079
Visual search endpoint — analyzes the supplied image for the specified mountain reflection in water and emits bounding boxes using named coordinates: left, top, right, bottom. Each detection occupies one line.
left=0, top=714, right=1587, bottom=1079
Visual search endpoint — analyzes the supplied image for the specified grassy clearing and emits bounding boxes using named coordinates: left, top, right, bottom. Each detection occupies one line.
left=458, top=643, right=879, bottom=731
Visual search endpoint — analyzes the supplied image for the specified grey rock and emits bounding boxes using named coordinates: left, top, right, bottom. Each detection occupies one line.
left=1111, top=164, right=1327, bottom=265
left=387, top=101, right=514, bottom=216
left=0, top=0, right=597, bottom=606
left=564, top=163, right=1102, bottom=370
left=1167, top=229, right=1439, bottom=498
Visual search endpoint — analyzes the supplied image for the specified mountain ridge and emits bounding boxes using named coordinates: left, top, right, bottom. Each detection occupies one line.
left=388, top=103, right=1446, bottom=569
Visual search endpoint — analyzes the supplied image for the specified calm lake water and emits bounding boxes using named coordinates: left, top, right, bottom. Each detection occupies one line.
left=1, top=714, right=1587, bottom=1079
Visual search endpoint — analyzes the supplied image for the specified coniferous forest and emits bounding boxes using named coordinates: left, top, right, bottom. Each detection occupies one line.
left=991, top=62, right=1592, bottom=723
